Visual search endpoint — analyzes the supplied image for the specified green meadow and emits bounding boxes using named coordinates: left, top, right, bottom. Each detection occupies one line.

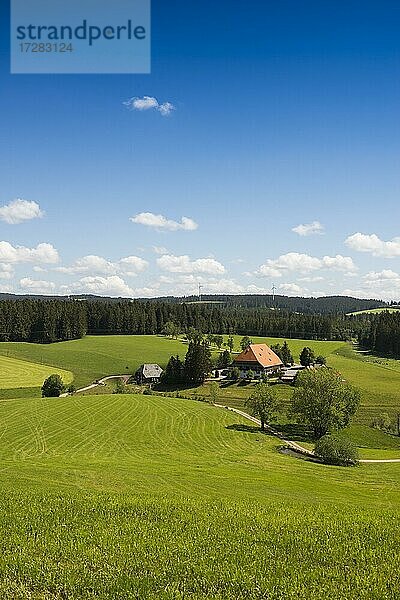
left=0, top=334, right=399, bottom=426
left=0, top=354, right=72, bottom=391
left=0, top=336, right=399, bottom=597
left=346, top=307, right=400, bottom=315
left=0, top=393, right=399, bottom=599
left=0, top=335, right=184, bottom=391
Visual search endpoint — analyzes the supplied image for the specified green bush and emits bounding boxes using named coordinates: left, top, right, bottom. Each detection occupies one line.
left=371, top=412, right=393, bottom=433
left=314, top=434, right=359, bottom=466
left=41, top=374, right=64, bottom=398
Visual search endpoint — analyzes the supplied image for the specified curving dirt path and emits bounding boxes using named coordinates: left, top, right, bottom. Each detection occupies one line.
left=61, top=380, right=400, bottom=464
left=219, top=405, right=400, bottom=464
left=60, top=375, right=130, bottom=397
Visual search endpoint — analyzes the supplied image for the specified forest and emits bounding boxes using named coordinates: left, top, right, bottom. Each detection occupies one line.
left=360, top=311, right=400, bottom=357
left=0, top=296, right=380, bottom=345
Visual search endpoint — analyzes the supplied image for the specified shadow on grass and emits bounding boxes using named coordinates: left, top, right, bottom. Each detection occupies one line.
left=225, top=424, right=280, bottom=438
left=153, top=382, right=198, bottom=393
left=226, top=423, right=261, bottom=434
left=277, top=423, right=315, bottom=443
left=220, top=380, right=237, bottom=388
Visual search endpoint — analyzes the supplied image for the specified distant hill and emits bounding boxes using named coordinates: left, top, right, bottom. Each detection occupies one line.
left=0, top=292, right=388, bottom=315
left=144, top=294, right=388, bottom=315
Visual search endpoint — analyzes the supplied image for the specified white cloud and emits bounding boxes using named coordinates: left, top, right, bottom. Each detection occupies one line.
left=118, top=256, right=148, bottom=276
left=131, top=212, right=198, bottom=232
left=133, top=286, right=161, bottom=298
left=0, top=283, right=12, bottom=293
left=345, top=232, right=400, bottom=258
left=340, top=269, right=400, bottom=301
left=0, top=199, right=44, bottom=225
left=56, top=254, right=148, bottom=277
left=67, top=276, right=134, bottom=298
left=0, top=264, right=13, bottom=279
left=157, top=254, right=225, bottom=275
left=152, top=246, right=168, bottom=255
left=257, top=252, right=356, bottom=278
left=322, top=255, right=357, bottom=272
left=279, top=283, right=305, bottom=296
left=298, top=275, right=324, bottom=283
left=20, top=278, right=56, bottom=294
left=123, top=96, right=175, bottom=116
left=154, top=273, right=271, bottom=297
left=292, top=221, right=324, bottom=236
left=0, top=241, right=59, bottom=264
left=363, top=269, right=400, bottom=283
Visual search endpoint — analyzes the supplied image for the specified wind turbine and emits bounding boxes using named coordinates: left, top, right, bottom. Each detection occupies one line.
left=272, top=283, right=276, bottom=305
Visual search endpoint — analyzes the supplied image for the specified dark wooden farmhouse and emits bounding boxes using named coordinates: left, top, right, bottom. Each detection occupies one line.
left=135, top=364, right=163, bottom=384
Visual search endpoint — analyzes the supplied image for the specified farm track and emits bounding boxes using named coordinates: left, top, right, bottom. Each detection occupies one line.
left=220, top=405, right=400, bottom=464
left=65, top=374, right=400, bottom=464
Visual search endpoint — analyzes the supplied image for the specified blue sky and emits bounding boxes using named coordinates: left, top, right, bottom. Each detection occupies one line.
left=0, top=0, right=399, bottom=299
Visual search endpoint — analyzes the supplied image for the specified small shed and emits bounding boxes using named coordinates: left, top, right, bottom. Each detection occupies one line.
left=135, top=364, right=163, bottom=384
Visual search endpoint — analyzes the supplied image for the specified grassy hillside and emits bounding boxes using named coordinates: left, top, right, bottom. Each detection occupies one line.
left=0, top=393, right=399, bottom=598
left=0, top=355, right=72, bottom=389
left=0, top=334, right=399, bottom=425
left=0, top=393, right=398, bottom=504
left=0, top=334, right=346, bottom=390
left=0, top=336, right=185, bottom=390
left=347, top=307, right=400, bottom=315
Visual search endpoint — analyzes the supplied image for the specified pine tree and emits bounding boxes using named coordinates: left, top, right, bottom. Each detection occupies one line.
left=184, top=342, right=212, bottom=384
left=281, top=341, right=294, bottom=365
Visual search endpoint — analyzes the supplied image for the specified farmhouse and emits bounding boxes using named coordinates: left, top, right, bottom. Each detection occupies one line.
left=233, top=343, right=283, bottom=378
left=135, top=363, right=163, bottom=384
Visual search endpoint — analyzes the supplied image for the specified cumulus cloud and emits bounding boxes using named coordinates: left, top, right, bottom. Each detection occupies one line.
left=153, top=273, right=271, bottom=297
left=157, top=254, right=225, bottom=275
left=0, top=283, right=12, bottom=293
left=131, top=212, right=198, bottom=232
left=0, top=199, right=44, bottom=225
left=345, top=232, right=400, bottom=258
left=123, top=96, right=175, bottom=116
left=0, top=241, right=59, bottom=264
left=152, top=246, right=168, bottom=255
left=56, top=254, right=148, bottom=277
left=0, top=264, right=13, bottom=279
left=67, top=276, right=135, bottom=298
left=292, top=221, right=324, bottom=236
left=279, top=283, right=305, bottom=296
left=257, top=252, right=357, bottom=277
left=340, top=269, right=400, bottom=301
left=363, top=269, right=400, bottom=283
left=298, top=275, right=324, bottom=283
left=20, top=278, right=56, bottom=294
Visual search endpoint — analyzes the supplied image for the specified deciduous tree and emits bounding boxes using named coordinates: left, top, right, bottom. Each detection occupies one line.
left=290, top=368, right=360, bottom=438
left=245, top=383, right=282, bottom=430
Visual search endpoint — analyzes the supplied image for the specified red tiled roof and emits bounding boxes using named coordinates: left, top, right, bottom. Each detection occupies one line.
left=233, top=344, right=283, bottom=368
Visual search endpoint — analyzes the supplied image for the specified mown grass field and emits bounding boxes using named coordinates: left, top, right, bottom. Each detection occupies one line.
left=0, top=334, right=399, bottom=427
left=0, top=393, right=399, bottom=598
left=346, top=307, right=400, bottom=315
left=0, top=354, right=72, bottom=390
left=0, top=335, right=185, bottom=392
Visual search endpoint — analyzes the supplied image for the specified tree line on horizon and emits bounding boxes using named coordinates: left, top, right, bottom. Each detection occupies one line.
left=0, top=297, right=396, bottom=348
